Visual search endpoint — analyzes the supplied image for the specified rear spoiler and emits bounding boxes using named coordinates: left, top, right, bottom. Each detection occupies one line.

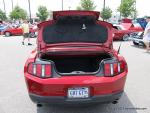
left=53, top=10, right=100, bottom=20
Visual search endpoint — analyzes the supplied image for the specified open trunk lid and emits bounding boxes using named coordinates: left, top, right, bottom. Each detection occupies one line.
left=37, top=11, right=113, bottom=52
left=53, top=10, right=100, bottom=20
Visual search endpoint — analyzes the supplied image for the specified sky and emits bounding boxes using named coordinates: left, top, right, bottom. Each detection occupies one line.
left=0, top=0, right=149, bottom=17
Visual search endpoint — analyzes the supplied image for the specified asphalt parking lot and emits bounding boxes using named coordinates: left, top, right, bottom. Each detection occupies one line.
left=0, top=36, right=150, bottom=113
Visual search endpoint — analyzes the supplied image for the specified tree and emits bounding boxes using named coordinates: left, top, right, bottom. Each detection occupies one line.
left=36, top=6, right=49, bottom=21
left=118, top=0, right=136, bottom=18
left=0, top=9, right=7, bottom=20
left=76, top=6, right=82, bottom=10
left=76, top=0, right=96, bottom=11
left=131, top=10, right=138, bottom=19
left=101, top=7, right=112, bottom=20
left=9, top=6, right=27, bottom=20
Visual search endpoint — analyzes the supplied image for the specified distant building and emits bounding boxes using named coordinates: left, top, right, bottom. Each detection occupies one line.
left=30, top=14, right=39, bottom=23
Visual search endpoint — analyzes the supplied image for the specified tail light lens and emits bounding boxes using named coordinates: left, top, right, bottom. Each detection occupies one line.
left=27, top=62, right=52, bottom=78
left=103, top=59, right=126, bottom=77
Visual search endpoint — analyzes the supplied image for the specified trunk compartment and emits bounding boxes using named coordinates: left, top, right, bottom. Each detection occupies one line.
left=40, top=53, right=112, bottom=74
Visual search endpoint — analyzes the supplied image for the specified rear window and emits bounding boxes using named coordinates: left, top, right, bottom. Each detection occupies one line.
left=43, top=16, right=108, bottom=44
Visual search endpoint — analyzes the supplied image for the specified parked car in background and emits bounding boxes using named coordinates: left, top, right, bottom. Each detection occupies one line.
left=30, top=24, right=38, bottom=38
left=113, top=24, right=132, bottom=41
left=24, top=11, right=128, bottom=106
left=121, top=18, right=132, bottom=23
left=3, top=26, right=22, bottom=36
left=3, top=25, right=37, bottom=38
left=0, top=25, right=9, bottom=35
left=121, top=23, right=143, bottom=32
left=136, top=18, right=147, bottom=29
left=132, top=32, right=145, bottom=47
left=113, top=24, right=143, bottom=41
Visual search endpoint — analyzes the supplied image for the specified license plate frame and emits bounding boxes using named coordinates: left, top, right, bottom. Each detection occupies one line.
left=67, top=87, right=89, bottom=99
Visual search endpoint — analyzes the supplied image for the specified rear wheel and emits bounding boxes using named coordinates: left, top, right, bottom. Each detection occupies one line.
left=133, top=41, right=138, bottom=45
left=5, top=32, right=11, bottom=37
left=122, top=34, right=129, bottom=41
left=37, top=103, right=43, bottom=107
left=29, top=32, right=35, bottom=38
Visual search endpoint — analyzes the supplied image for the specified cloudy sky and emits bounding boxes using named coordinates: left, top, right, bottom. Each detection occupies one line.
left=0, top=0, right=149, bottom=17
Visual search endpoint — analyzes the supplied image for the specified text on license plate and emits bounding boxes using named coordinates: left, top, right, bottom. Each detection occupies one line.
left=68, top=87, right=89, bottom=98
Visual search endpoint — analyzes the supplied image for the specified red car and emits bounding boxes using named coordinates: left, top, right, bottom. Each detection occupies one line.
left=3, top=25, right=37, bottom=37
left=24, top=11, right=128, bottom=106
left=113, top=24, right=143, bottom=41
left=121, top=23, right=143, bottom=32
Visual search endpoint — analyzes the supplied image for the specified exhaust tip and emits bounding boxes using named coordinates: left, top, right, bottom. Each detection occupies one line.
left=37, top=103, right=43, bottom=107
left=112, top=100, right=118, bottom=104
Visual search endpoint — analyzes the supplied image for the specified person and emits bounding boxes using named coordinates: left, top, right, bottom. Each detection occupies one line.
left=21, top=20, right=32, bottom=45
left=143, top=16, right=150, bottom=52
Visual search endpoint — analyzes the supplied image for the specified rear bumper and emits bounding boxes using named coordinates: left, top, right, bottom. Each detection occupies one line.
left=25, top=71, right=127, bottom=101
left=29, top=91, right=123, bottom=105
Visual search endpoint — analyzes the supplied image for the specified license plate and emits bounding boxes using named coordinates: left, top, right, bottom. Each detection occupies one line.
left=68, top=87, right=89, bottom=99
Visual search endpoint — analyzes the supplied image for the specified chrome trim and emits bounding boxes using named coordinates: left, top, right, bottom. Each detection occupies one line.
left=33, top=64, right=36, bottom=75
left=41, top=65, right=45, bottom=77
left=118, top=63, right=121, bottom=73
left=110, top=64, right=113, bottom=76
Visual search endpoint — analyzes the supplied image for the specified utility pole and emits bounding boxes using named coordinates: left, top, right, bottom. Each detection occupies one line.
left=120, top=0, right=123, bottom=20
left=3, top=0, right=6, bottom=14
left=28, top=0, right=32, bottom=22
left=103, top=0, right=106, bottom=21
left=11, top=0, right=14, bottom=11
left=62, top=0, right=63, bottom=10
left=103, top=0, right=106, bottom=10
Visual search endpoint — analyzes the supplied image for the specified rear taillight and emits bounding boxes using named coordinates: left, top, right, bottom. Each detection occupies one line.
left=27, top=63, right=52, bottom=78
left=103, top=59, right=126, bottom=77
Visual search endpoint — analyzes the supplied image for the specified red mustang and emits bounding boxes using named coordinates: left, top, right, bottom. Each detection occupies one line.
left=3, top=25, right=37, bottom=37
left=24, top=11, right=128, bottom=106
left=113, top=24, right=143, bottom=41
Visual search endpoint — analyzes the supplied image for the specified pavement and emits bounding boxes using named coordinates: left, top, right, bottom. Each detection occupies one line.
left=0, top=35, right=150, bottom=113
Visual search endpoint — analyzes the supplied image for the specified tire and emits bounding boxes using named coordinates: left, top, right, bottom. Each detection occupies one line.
left=122, top=34, right=129, bottom=41
left=133, top=41, right=138, bottom=45
left=29, top=32, right=36, bottom=38
left=5, top=32, right=11, bottom=37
